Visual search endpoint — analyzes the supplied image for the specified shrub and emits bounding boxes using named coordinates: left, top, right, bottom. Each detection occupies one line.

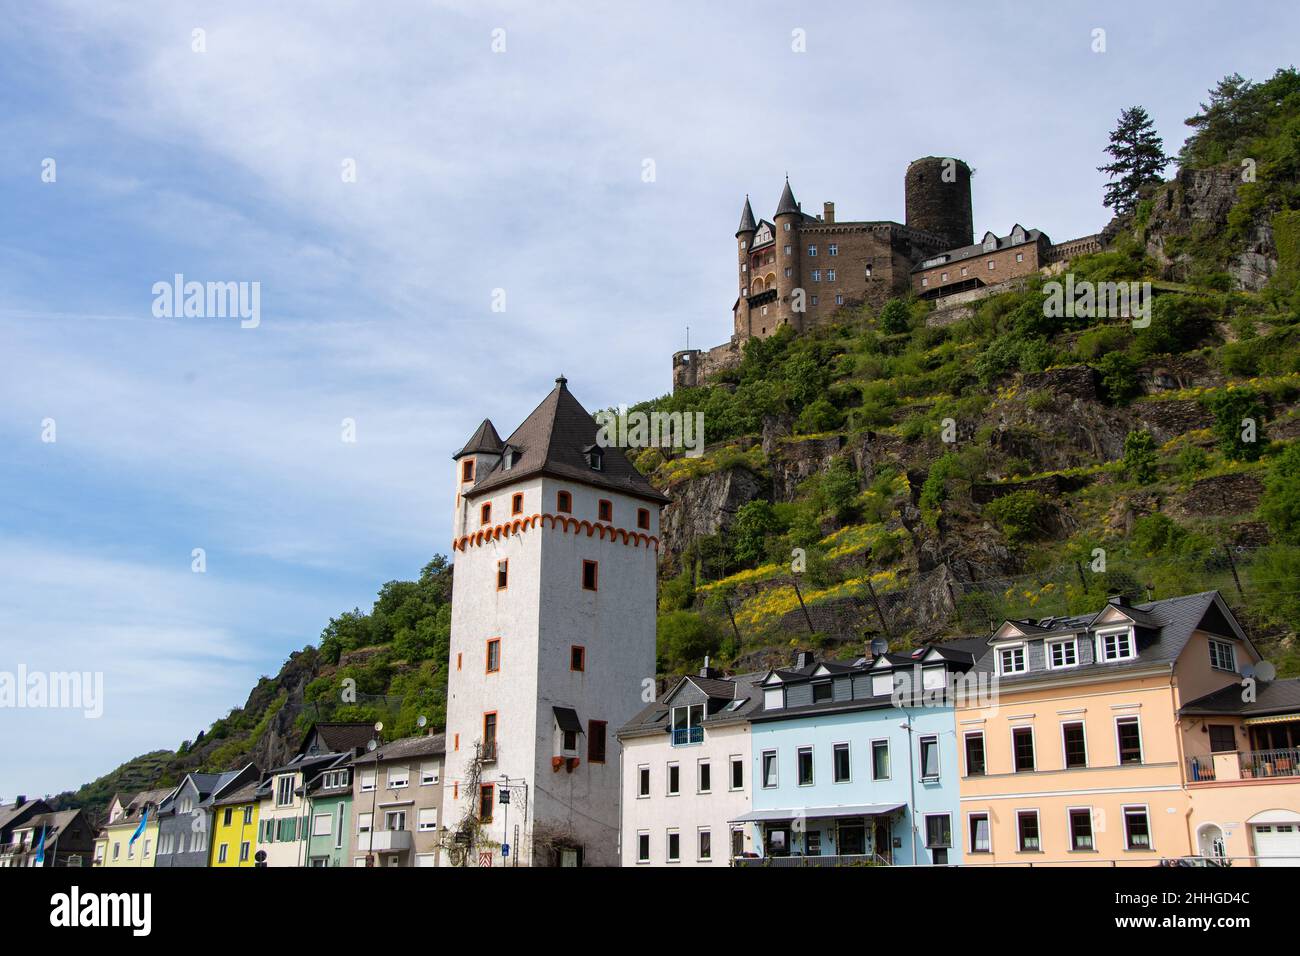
left=1096, top=351, right=1141, bottom=405
left=1204, top=387, right=1267, bottom=460
left=983, top=490, right=1050, bottom=543
left=732, top=500, right=780, bottom=566
left=1123, top=430, right=1160, bottom=484
left=879, top=298, right=911, bottom=335
left=1258, top=444, right=1300, bottom=542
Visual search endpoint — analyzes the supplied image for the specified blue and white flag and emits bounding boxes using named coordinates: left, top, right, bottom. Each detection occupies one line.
left=129, top=808, right=148, bottom=846
left=34, top=826, right=46, bottom=865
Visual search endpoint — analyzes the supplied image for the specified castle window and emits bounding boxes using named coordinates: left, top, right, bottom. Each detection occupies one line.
left=478, top=784, right=494, bottom=823
left=827, top=269, right=836, bottom=281
left=511, top=493, right=523, bottom=516
left=784, top=267, right=792, bottom=278
left=1016, top=252, right=1024, bottom=263
left=741, top=263, right=747, bottom=272
left=961, top=266, right=968, bottom=276
left=497, top=559, right=508, bottom=590
left=811, top=270, right=820, bottom=282
left=810, top=295, right=818, bottom=305
left=828, top=243, right=838, bottom=256
left=582, top=560, right=599, bottom=591
left=835, top=294, right=844, bottom=305
left=807, top=245, right=817, bottom=256
left=557, top=490, right=572, bottom=513
left=597, top=499, right=613, bottom=522
left=571, top=645, right=586, bottom=672
left=761, top=307, right=767, bottom=316
left=584, top=445, right=604, bottom=471
left=637, top=507, right=650, bottom=530
left=864, top=263, right=872, bottom=277
left=480, top=502, right=491, bottom=526
left=486, top=638, right=500, bottom=673
left=941, top=272, right=948, bottom=282
left=987, top=260, right=996, bottom=270
left=461, top=458, right=475, bottom=482
left=456, top=654, right=461, bottom=672
left=783, top=222, right=790, bottom=232
left=740, top=240, right=747, bottom=249
left=588, top=720, right=607, bottom=764
left=921, top=277, right=928, bottom=287
left=784, top=244, right=792, bottom=255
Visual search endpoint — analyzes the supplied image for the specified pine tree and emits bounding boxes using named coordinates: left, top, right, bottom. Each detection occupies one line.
left=1098, top=106, right=1171, bottom=215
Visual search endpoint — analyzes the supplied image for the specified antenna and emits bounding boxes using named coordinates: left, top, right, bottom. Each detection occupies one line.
left=417, top=715, right=427, bottom=728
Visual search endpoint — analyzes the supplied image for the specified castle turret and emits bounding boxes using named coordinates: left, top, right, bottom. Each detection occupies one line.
left=772, top=178, right=804, bottom=333
left=905, top=157, right=973, bottom=250
left=452, top=418, right=503, bottom=541
left=734, top=196, right=756, bottom=339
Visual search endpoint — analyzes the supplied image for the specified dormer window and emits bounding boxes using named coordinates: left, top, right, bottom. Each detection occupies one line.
left=871, top=672, right=894, bottom=697
left=997, top=644, right=1027, bottom=675
left=584, top=444, right=604, bottom=471
left=763, top=687, right=784, bottom=710
left=1047, top=638, right=1078, bottom=669
left=812, top=681, right=832, bottom=703
left=1098, top=628, right=1136, bottom=662
left=502, top=446, right=519, bottom=470
left=922, top=665, right=946, bottom=690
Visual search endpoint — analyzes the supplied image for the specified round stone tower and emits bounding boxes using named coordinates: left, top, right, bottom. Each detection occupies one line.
left=905, top=157, right=973, bottom=250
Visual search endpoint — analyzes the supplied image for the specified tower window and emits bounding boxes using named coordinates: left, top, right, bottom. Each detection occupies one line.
left=783, top=222, right=790, bottom=232
left=479, top=502, right=491, bottom=526
left=588, top=720, right=607, bottom=764
left=784, top=267, right=792, bottom=278
left=597, top=499, right=612, bottom=522
left=557, top=490, right=572, bottom=513
left=827, top=269, right=836, bottom=281
left=810, top=295, right=818, bottom=305
left=988, top=260, right=996, bottom=270
left=497, top=559, right=508, bottom=590
left=784, top=244, right=791, bottom=255
left=478, top=784, right=494, bottom=822
left=811, top=270, right=820, bottom=282
left=637, top=508, right=650, bottom=530
left=571, top=645, right=586, bottom=672
left=582, top=560, right=599, bottom=591
left=865, top=264, right=872, bottom=278
left=486, top=638, right=500, bottom=673
left=511, top=493, right=523, bottom=515
left=461, top=459, right=475, bottom=482
left=807, top=245, right=817, bottom=256
left=835, top=295, right=844, bottom=305
left=828, top=243, right=838, bottom=256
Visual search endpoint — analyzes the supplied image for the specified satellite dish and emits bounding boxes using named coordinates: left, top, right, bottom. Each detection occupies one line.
left=417, top=716, right=428, bottom=728
left=374, top=721, right=384, bottom=733
left=870, top=637, right=889, bottom=658
left=1256, top=661, right=1277, bottom=682
left=367, top=740, right=378, bottom=752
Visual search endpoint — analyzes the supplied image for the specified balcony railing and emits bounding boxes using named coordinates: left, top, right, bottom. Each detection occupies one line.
left=733, top=853, right=888, bottom=868
left=671, top=726, right=703, bottom=746
left=1188, top=748, right=1300, bottom=783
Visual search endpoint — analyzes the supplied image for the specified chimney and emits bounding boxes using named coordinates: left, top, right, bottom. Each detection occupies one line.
left=699, top=655, right=721, bottom=680
left=823, top=201, right=835, bottom=223
left=16, top=795, right=26, bottom=805
left=1108, top=593, right=1130, bottom=608
left=793, top=650, right=815, bottom=669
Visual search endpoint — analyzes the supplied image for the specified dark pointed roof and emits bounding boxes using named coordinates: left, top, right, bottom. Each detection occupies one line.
left=455, top=418, right=504, bottom=460
left=736, top=196, right=756, bottom=236
left=775, top=178, right=800, bottom=217
left=465, top=377, right=669, bottom=504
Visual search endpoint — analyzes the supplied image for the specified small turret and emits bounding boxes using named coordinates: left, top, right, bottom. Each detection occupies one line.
left=772, top=177, right=804, bottom=333
left=452, top=418, right=503, bottom=540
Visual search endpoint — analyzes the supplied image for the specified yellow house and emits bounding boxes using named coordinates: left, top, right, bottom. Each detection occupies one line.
left=210, top=779, right=261, bottom=867
left=957, top=591, right=1262, bottom=866
left=1180, top=674, right=1300, bottom=865
left=94, top=788, right=172, bottom=868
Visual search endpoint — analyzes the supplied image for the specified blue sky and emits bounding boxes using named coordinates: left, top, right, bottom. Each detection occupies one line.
left=0, top=1, right=1293, bottom=797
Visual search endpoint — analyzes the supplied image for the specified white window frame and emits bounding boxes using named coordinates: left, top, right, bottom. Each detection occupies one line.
left=420, top=762, right=440, bottom=786
left=997, top=643, right=1027, bottom=675
left=1122, top=804, right=1153, bottom=851
left=697, top=827, right=712, bottom=862
left=357, top=812, right=372, bottom=835
left=832, top=742, right=852, bottom=784
left=871, top=673, right=894, bottom=697
left=1208, top=639, right=1236, bottom=673
left=871, top=739, right=891, bottom=781
left=360, top=771, right=376, bottom=793
left=218, top=843, right=229, bottom=863
left=636, top=830, right=650, bottom=864
left=1016, top=809, right=1042, bottom=852
left=312, top=813, right=332, bottom=837
left=828, top=243, right=838, bottom=256
left=417, top=807, right=438, bottom=832
left=729, top=755, right=744, bottom=792
left=387, top=766, right=409, bottom=790
left=666, top=829, right=681, bottom=863
left=797, top=746, right=815, bottom=787
left=1068, top=806, right=1095, bottom=852
left=964, top=730, right=986, bottom=776
left=275, top=775, right=294, bottom=808
left=1047, top=638, right=1078, bottom=669
left=697, top=759, right=712, bottom=794
left=761, top=750, right=778, bottom=789
left=919, top=735, right=941, bottom=782
left=637, top=764, right=650, bottom=798
left=1115, top=715, right=1144, bottom=765
left=667, top=761, right=680, bottom=796
left=764, top=687, right=783, bottom=710
left=968, top=811, right=991, bottom=854
left=1097, top=626, right=1136, bottom=662
left=1060, top=720, right=1089, bottom=769
left=922, top=665, right=946, bottom=691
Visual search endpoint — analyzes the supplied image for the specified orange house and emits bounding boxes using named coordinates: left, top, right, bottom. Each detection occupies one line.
left=956, top=591, right=1272, bottom=866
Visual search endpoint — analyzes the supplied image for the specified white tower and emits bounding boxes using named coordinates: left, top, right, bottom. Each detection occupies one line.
left=443, top=376, right=666, bottom=866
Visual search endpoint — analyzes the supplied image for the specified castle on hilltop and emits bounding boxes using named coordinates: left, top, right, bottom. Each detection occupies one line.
left=672, top=157, right=1101, bottom=390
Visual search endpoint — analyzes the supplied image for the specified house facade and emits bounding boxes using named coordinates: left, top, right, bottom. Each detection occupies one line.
left=742, top=644, right=985, bottom=865
left=95, top=789, right=170, bottom=867
left=1, top=809, right=94, bottom=868
left=210, top=779, right=260, bottom=867
left=351, top=733, right=446, bottom=867
left=443, top=377, right=665, bottom=866
left=156, top=766, right=256, bottom=868
left=956, top=591, right=1265, bottom=866
left=304, top=764, right=353, bottom=867
left=618, top=668, right=762, bottom=866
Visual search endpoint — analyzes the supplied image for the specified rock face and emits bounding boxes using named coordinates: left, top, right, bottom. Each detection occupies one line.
left=1168, top=473, right=1266, bottom=520
left=658, top=467, right=764, bottom=568
left=1138, top=165, right=1277, bottom=290
left=770, top=434, right=846, bottom=502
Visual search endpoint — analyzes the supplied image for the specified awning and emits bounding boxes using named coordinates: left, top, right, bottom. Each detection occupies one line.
left=729, top=803, right=905, bottom=824
left=552, top=706, right=584, bottom=734
left=1243, top=713, right=1300, bottom=727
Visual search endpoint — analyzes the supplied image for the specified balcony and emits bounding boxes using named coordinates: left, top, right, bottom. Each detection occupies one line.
left=1188, top=748, right=1300, bottom=783
left=364, top=829, right=412, bottom=852
left=671, top=726, right=703, bottom=747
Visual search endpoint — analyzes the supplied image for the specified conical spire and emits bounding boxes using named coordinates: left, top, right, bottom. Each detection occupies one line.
left=736, top=195, right=756, bottom=236
left=454, top=418, right=503, bottom=459
left=775, top=176, right=800, bottom=217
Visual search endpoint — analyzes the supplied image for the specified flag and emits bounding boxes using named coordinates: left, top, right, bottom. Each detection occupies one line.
left=34, top=826, right=46, bottom=865
left=129, top=808, right=148, bottom=846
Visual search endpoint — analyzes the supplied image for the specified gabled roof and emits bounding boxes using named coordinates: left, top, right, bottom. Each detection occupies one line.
left=211, top=780, right=260, bottom=807
left=455, top=419, right=504, bottom=460
left=464, top=377, right=669, bottom=504
left=0, top=798, right=50, bottom=833
left=350, top=733, right=447, bottom=765
left=619, top=672, right=764, bottom=738
left=298, top=722, right=375, bottom=758
left=737, top=196, right=757, bottom=236
left=553, top=706, right=585, bottom=735
left=912, top=226, right=1048, bottom=272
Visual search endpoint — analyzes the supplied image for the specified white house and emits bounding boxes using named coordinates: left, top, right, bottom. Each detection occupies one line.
left=618, top=668, right=763, bottom=866
left=442, top=376, right=667, bottom=866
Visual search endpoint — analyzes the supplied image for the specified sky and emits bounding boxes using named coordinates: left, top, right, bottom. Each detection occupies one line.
left=0, top=0, right=1293, bottom=798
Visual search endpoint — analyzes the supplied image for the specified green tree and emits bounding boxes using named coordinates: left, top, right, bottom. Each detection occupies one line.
left=983, top=491, right=1050, bottom=543
left=656, top=611, right=723, bottom=672
left=820, top=456, right=859, bottom=521
left=732, top=500, right=780, bottom=566
left=878, top=298, right=911, bottom=335
left=1098, top=106, right=1171, bottom=215
left=1204, top=387, right=1267, bottom=461
left=1259, top=444, right=1300, bottom=541
left=1096, top=351, right=1140, bottom=405
left=1123, top=430, right=1160, bottom=484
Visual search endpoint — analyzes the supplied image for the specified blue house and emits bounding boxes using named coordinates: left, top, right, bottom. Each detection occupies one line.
left=737, top=641, right=987, bottom=865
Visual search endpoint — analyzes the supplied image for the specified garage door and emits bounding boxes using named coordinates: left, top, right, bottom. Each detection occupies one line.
left=1252, top=824, right=1300, bottom=866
